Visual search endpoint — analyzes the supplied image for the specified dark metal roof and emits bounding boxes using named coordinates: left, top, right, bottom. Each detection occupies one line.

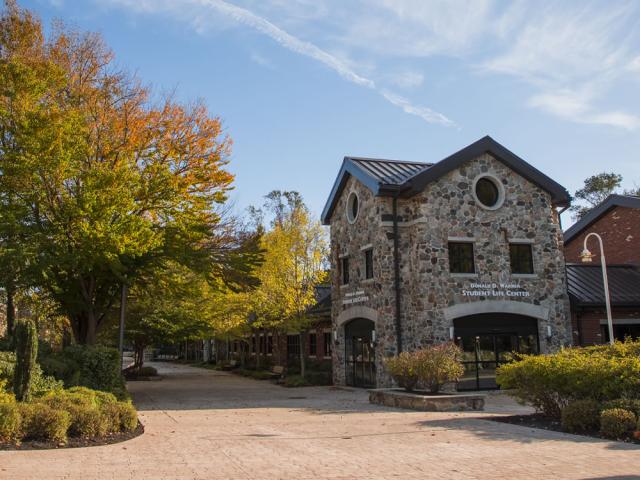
left=321, top=136, right=571, bottom=225
left=347, top=157, right=431, bottom=185
left=308, top=285, right=331, bottom=315
left=567, top=264, right=640, bottom=307
left=564, top=194, right=640, bottom=244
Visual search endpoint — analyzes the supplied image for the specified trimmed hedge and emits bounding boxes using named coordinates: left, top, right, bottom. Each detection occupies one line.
left=19, top=403, right=71, bottom=443
left=496, top=341, right=640, bottom=418
left=561, top=399, right=601, bottom=433
left=0, top=402, right=21, bottom=443
left=600, top=408, right=637, bottom=439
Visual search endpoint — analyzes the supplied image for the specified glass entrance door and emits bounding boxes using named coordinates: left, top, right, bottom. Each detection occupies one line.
left=457, top=332, right=538, bottom=391
left=345, top=336, right=376, bottom=388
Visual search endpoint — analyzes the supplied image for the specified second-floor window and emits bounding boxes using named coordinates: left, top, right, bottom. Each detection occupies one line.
left=448, top=242, right=475, bottom=274
left=364, top=249, right=373, bottom=279
left=341, top=257, right=350, bottom=285
left=510, top=243, right=534, bottom=274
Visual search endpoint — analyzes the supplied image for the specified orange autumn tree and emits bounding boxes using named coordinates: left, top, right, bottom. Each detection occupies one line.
left=0, top=1, right=255, bottom=344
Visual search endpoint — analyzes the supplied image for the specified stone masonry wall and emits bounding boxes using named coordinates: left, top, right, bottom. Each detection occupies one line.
left=330, top=153, right=572, bottom=387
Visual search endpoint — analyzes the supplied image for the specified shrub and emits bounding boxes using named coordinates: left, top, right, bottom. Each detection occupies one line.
left=283, top=375, right=310, bottom=387
left=13, top=319, right=38, bottom=401
left=47, top=345, right=124, bottom=394
left=600, top=408, right=637, bottom=439
left=20, top=403, right=70, bottom=443
left=102, top=401, right=138, bottom=433
left=0, top=351, right=63, bottom=398
left=561, top=399, right=601, bottom=433
left=385, top=352, right=420, bottom=392
left=385, top=343, right=464, bottom=393
left=138, top=366, right=157, bottom=377
left=497, top=340, right=640, bottom=418
left=0, top=402, right=21, bottom=443
left=603, top=399, right=640, bottom=419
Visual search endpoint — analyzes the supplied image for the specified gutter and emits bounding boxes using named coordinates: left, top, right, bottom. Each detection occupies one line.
left=392, top=192, right=403, bottom=355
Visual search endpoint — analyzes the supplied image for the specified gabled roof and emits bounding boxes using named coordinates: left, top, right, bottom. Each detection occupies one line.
left=564, top=194, right=640, bottom=244
left=321, top=136, right=571, bottom=225
left=566, top=264, right=640, bottom=307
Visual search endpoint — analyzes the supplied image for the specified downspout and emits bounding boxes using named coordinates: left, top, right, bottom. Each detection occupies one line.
left=558, top=203, right=571, bottom=346
left=392, top=194, right=403, bottom=355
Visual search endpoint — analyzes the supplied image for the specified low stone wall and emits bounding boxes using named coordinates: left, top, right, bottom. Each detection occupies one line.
left=369, top=389, right=485, bottom=411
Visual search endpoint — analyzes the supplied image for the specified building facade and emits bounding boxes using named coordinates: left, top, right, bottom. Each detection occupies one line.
left=322, top=136, right=573, bottom=389
left=564, top=195, right=640, bottom=344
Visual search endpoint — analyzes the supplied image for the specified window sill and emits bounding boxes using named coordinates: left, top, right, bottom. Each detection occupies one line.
left=340, top=284, right=350, bottom=289
left=450, top=273, right=478, bottom=278
left=512, top=273, right=537, bottom=279
left=361, top=278, right=375, bottom=284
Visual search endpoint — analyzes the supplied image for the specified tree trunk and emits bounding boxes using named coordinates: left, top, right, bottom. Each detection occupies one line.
left=299, top=331, right=307, bottom=379
left=255, top=330, right=262, bottom=370
left=5, top=285, right=15, bottom=338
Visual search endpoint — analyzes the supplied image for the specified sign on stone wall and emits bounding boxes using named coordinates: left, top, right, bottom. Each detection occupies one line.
left=461, top=282, right=530, bottom=298
left=342, top=290, right=370, bottom=305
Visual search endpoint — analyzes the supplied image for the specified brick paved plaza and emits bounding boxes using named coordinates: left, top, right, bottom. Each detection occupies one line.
left=1, top=362, right=639, bottom=480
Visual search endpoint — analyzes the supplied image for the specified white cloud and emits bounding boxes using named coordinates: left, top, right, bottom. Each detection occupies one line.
left=103, top=0, right=455, bottom=127
left=249, top=52, right=274, bottom=69
left=388, top=71, right=424, bottom=89
left=528, top=90, right=640, bottom=131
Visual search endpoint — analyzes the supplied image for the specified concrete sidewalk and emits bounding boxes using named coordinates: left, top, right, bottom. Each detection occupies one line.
left=1, top=362, right=639, bottom=480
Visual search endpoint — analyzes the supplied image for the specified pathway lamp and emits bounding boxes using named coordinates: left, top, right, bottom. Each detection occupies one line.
left=580, top=232, right=614, bottom=345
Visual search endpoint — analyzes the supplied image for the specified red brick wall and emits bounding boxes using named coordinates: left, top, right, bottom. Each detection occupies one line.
left=565, top=206, right=640, bottom=265
left=572, top=308, right=640, bottom=345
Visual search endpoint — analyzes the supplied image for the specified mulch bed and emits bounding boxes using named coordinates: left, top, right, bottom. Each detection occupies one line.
left=491, top=414, right=640, bottom=445
left=0, top=423, right=144, bottom=451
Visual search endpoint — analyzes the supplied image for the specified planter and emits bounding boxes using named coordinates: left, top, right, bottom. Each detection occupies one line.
left=368, top=388, right=485, bottom=411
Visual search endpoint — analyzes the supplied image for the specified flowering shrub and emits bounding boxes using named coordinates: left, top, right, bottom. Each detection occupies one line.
left=600, top=408, right=637, bottom=439
left=385, top=343, right=464, bottom=393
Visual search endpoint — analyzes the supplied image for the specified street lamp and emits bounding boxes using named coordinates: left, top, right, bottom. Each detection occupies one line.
left=580, top=232, right=614, bottom=345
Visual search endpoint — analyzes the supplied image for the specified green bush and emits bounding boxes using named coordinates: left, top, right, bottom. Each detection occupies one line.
left=385, top=351, right=419, bottom=392
left=0, top=402, right=21, bottom=443
left=102, top=401, right=138, bottom=432
left=283, top=375, right=310, bottom=387
left=600, top=408, right=637, bottom=439
left=0, top=351, right=63, bottom=398
left=39, top=345, right=124, bottom=394
left=19, top=403, right=70, bottom=443
left=138, top=366, right=157, bottom=376
left=561, top=399, right=601, bottom=433
left=385, top=343, right=464, bottom=393
left=497, top=340, right=640, bottom=418
left=603, top=399, right=640, bottom=418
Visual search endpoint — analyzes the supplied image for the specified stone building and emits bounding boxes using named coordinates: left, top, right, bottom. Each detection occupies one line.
left=321, top=136, right=573, bottom=390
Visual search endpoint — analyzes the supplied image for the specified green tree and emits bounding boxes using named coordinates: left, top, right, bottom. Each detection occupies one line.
left=251, top=191, right=327, bottom=377
left=0, top=2, right=252, bottom=344
left=570, top=172, right=623, bottom=220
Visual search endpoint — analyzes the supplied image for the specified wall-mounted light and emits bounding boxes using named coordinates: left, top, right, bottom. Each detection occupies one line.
left=449, top=326, right=455, bottom=340
left=546, top=325, right=552, bottom=338
left=333, top=330, right=337, bottom=341
left=371, top=330, right=376, bottom=342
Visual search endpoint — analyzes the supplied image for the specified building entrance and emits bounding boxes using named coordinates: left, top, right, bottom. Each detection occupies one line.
left=344, top=318, right=376, bottom=388
left=454, top=313, right=539, bottom=391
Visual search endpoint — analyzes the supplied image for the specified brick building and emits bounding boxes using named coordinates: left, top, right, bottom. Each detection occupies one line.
left=564, top=195, right=640, bottom=344
left=322, top=136, right=572, bottom=390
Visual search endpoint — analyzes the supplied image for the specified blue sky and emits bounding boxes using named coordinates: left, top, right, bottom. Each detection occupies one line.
left=21, top=0, right=640, bottom=227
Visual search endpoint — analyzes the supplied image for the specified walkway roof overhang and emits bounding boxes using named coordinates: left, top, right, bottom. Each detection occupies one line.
left=567, top=264, right=640, bottom=308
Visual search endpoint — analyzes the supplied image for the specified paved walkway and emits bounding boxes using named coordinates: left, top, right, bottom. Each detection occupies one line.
left=1, top=362, right=639, bottom=480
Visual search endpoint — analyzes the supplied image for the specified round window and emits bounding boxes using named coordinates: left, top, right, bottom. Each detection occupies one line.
left=346, top=192, right=359, bottom=223
left=474, top=176, right=503, bottom=209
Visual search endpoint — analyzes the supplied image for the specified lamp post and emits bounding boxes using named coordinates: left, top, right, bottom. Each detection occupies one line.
left=580, top=232, right=614, bottom=345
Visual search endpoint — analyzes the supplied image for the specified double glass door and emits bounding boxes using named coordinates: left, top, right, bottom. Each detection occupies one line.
left=457, top=333, right=538, bottom=391
left=345, top=336, right=376, bottom=388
